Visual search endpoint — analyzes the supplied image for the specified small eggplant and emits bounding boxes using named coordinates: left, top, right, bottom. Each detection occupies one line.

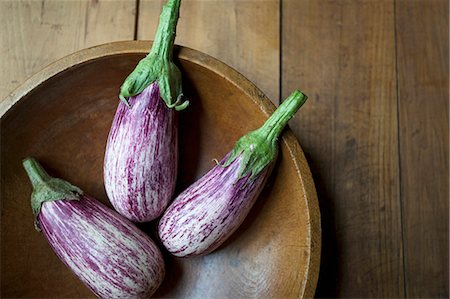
left=23, top=158, right=164, bottom=298
left=104, top=0, right=188, bottom=222
left=158, top=90, right=308, bottom=257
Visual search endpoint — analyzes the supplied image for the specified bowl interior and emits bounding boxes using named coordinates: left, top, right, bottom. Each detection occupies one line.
left=1, top=45, right=316, bottom=298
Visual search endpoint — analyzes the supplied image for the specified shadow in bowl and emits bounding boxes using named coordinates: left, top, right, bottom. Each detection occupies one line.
left=217, top=157, right=280, bottom=251
left=136, top=220, right=185, bottom=297
left=175, top=64, right=204, bottom=194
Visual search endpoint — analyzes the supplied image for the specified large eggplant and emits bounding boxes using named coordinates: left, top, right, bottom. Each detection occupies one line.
left=23, top=158, right=165, bottom=298
left=104, top=0, right=188, bottom=222
left=158, top=91, right=308, bottom=257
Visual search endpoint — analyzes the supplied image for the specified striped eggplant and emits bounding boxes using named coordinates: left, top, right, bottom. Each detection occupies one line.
left=23, top=158, right=164, bottom=298
left=158, top=90, right=308, bottom=257
left=104, top=0, right=188, bottom=223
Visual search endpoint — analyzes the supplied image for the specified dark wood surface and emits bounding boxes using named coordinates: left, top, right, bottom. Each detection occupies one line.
left=396, top=1, right=449, bottom=297
left=1, top=1, right=448, bottom=298
left=282, top=1, right=404, bottom=297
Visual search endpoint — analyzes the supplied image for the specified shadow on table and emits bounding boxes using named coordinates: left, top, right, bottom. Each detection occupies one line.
left=302, top=150, right=340, bottom=298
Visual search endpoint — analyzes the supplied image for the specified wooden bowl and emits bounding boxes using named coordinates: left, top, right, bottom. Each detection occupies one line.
left=0, top=41, right=320, bottom=298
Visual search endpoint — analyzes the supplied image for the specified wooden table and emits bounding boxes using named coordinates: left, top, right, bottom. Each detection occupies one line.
left=1, top=0, right=448, bottom=298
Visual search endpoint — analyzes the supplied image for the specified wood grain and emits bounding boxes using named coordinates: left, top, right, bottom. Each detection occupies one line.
left=396, top=0, right=449, bottom=297
left=137, top=0, right=280, bottom=103
left=0, top=0, right=136, bottom=100
left=1, top=0, right=448, bottom=297
left=282, top=0, right=404, bottom=297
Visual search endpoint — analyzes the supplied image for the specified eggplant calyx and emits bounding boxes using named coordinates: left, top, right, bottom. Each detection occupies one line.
left=22, top=158, right=83, bottom=231
left=222, top=130, right=276, bottom=181
left=118, top=56, right=187, bottom=110
left=223, top=90, right=308, bottom=180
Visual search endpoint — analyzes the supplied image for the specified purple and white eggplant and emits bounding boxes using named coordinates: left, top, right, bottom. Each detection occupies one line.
left=104, top=0, right=187, bottom=222
left=23, top=158, right=164, bottom=298
left=158, top=90, right=308, bottom=257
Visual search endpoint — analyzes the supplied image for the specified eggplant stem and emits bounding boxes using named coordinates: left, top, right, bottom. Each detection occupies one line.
left=23, top=158, right=52, bottom=189
left=149, top=0, right=181, bottom=61
left=223, top=90, right=308, bottom=180
left=118, top=0, right=185, bottom=110
left=22, top=158, right=83, bottom=231
left=260, top=90, right=308, bottom=143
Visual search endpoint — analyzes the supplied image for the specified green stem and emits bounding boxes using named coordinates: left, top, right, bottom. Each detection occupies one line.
left=149, top=0, right=181, bottom=60
left=22, top=157, right=83, bottom=230
left=223, top=90, right=308, bottom=180
left=23, top=158, right=52, bottom=189
left=260, top=90, right=308, bottom=143
left=118, top=0, right=186, bottom=110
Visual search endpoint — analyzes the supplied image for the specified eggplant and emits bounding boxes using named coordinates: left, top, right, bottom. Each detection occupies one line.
left=23, top=158, right=164, bottom=298
left=158, top=90, right=308, bottom=257
left=104, top=0, right=187, bottom=222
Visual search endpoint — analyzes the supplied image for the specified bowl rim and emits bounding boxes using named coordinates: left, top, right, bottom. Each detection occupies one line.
left=0, top=41, right=321, bottom=298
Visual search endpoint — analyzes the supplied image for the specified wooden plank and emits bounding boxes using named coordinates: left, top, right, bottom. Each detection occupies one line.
left=282, top=0, right=404, bottom=297
left=137, top=0, right=280, bottom=103
left=0, top=0, right=136, bottom=100
left=396, top=0, right=449, bottom=297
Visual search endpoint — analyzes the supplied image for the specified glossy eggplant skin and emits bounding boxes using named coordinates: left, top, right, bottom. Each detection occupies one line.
left=158, top=155, right=271, bottom=257
left=104, top=82, right=177, bottom=222
left=39, top=195, right=165, bottom=299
